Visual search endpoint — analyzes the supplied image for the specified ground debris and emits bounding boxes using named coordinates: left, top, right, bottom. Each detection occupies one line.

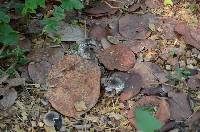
left=175, top=22, right=200, bottom=50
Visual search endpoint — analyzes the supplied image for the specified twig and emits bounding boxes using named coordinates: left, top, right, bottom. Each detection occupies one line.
left=103, top=1, right=121, bottom=9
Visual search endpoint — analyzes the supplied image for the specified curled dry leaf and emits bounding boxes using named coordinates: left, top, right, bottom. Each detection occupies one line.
left=97, top=45, right=135, bottom=71
left=46, top=55, right=101, bottom=117
left=0, top=88, right=17, bottom=111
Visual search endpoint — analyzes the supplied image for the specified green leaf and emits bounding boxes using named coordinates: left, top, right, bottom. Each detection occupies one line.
left=0, top=11, right=10, bottom=23
left=164, top=0, right=173, bottom=6
left=14, top=3, right=25, bottom=13
left=61, top=0, right=84, bottom=10
left=6, top=64, right=16, bottom=77
left=42, top=17, right=60, bottom=33
left=37, top=0, right=45, bottom=8
left=22, top=0, right=45, bottom=15
left=135, top=108, right=162, bottom=132
left=53, top=6, right=65, bottom=20
left=0, top=23, right=19, bottom=45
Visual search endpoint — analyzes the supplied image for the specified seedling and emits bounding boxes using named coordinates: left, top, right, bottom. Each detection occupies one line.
left=167, top=67, right=191, bottom=82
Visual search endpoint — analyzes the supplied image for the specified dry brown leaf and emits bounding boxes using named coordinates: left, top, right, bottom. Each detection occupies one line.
left=46, top=55, right=101, bottom=117
left=97, top=45, right=135, bottom=71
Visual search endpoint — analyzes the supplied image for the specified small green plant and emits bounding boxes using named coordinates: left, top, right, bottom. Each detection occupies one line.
left=22, top=0, right=45, bottom=15
left=42, top=0, right=84, bottom=41
left=0, top=0, right=84, bottom=77
left=0, top=11, right=19, bottom=45
left=168, top=67, right=191, bottom=81
left=0, top=10, right=28, bottom=77
left=135, top=108, right=162, bottom=132
left=164, top=0, right=173, bottom=6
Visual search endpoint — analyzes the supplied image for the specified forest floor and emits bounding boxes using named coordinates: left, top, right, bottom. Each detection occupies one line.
left=0, top=0, right=200, bottom=131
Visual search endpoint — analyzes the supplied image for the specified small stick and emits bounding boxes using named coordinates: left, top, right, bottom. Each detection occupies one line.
left=103, top=1, right=121, bottom=9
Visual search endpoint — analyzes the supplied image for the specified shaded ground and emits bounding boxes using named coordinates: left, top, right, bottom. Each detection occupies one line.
left=0, top=0, right=200, bottom=131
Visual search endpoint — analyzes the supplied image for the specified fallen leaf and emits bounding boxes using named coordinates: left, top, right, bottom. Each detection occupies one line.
left=19, top=37, right=32, bottom=52
left=119, top=13, right=154, bottom=40
left=89, top=25, right=110, bottom=41
left=126, top=39, right=157, bottom=53
left=6, top=77, right=25, bottom=87
left=97, top=45, right=135, bottom=71
left=130, top=62, right=168, bottom=88
left=160, top=121, right=177, bottom=132
left=141, top=84, right=173, bottom=97
left=46, top=55, right=101, bottom=117
left=28, top=61, right=51, bottom=84
left=157, top=18, right=178, bottom=40
left=168, top=92, right=192, bottom=121
left=27, top=19, right=43, bottom=34
left=156, top=99, right=171, bottom=123
left=145, top=0, right=163, bottom=8
left=0, top=88, right=17, bottom=110
left=48, top=22, right=85, bottom=42
left=175, top=22, right=200, bottom=50
left=128, top=3, right=145, bottom=13
left=187, top=77, right=200, bottom=90
left=27, top=47, right=64, bottom=65
left=120, top=72, right=143, bottom=101
left=187, top=111, right=200, bottom=131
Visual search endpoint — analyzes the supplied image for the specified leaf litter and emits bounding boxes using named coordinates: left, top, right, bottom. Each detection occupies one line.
left=1, top=0, right=200, bottom=131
